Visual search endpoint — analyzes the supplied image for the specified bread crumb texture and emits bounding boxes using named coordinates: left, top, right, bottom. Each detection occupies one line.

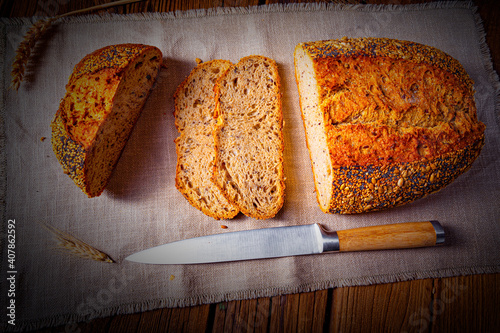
left=51, top=44, right=162, bottom=197
left=174, top=59, right=239, bottom=220
left=213, top=55, right=285, bottom=219
left=295, top=37, right=485, bottom=214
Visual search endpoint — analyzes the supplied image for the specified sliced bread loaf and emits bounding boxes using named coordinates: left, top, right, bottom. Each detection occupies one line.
left=174, top=59, right=239, bottom=220
left=51, top=44, right=162, bottom=197
left=213, top=55, right=285, bottom=219
left=294, top=37, right=485, bottom=214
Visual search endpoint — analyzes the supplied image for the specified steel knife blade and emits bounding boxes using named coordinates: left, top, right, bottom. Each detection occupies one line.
left=125, top=221, right=444, bottom=265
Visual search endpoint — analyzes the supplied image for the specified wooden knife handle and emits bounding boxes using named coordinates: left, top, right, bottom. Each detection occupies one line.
left=336, top=221, right=444, bottom=252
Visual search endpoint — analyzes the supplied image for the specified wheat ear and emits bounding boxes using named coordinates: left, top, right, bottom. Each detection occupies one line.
left=40, top=222, right=115, bottom=263
left=10, top=0, right=144, bottom=91
left=10, top=17, right=55, bottom=90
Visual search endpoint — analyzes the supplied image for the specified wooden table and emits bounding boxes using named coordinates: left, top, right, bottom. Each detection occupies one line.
left=2, top=0, right=499, bottom=331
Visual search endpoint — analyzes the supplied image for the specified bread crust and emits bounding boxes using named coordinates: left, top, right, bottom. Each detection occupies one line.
left=51, top=44, right=162, bottom=197
left=295, top=37, right=485, bottom=214
left=299, top=37, right=474, bottom=89
left=327, top=137, right=484, bottom=214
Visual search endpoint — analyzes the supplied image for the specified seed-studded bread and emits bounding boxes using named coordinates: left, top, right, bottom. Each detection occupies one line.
left=174, top=59, right=239, bottom=219
left=51, top=44, right=162, bottom=197
left=294, top=37, right=485, bottom=214
left=213, top=55, right=285, bottom=219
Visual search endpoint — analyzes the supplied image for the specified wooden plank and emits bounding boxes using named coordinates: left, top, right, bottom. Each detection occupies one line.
left=161, top=307, right=188, bottom=331
left=107, top=311, right=141, bottom=332
left=127, top=305, right=209, bottom=332
left=3, top=0, right=37, bottom=17
left=237, top=298, right=259, bottom=332
left=77, top=315, right=113, bottom=333
left=311, top=289, right=329, bottom=332
left=254, top=297, right=272, bottom=333
left=135, top=308, right=165, bottom=332
left=269, top=294, right=286, bottom=332
left=156, top=306, right=175, bottom=331
left=186, top=304, right=212, bottom=332
left=283, top=293, right=301, bottom=332
left=213, top=298, right=270, bottom=332
left=297, top=291, right=316, bottom=332
left=173, top=304, right=210, bottom=332
left=223, top=299, right=240, bottom=332
left=431, top=274, right=500, bottom=332
left=212, top=302, right=230, bottom=332
left=331, top=283, right=375, bottom=331
left=297, top=290, right=329, bottom=332
left=265, top=290, right=329, bottom=332
left=330, top=279, right=435, bottom=332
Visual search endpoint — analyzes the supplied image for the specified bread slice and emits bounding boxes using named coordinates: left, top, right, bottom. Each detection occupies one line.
left=173, top=59, right=239, bottom=220
left=213, top=55, right=285, bottom=219
left=51, top=44, right=162, bottom=197
left=294, top=37, right=485, bottom=214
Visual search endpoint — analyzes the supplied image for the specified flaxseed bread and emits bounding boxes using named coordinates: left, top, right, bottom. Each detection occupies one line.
left=213, top=55, right=285, bottom=219
left=174, top=59, right=239, bottom=219
left=51, top=44, right=162, bottom=197
left=294, top=37, right=485, bottom=214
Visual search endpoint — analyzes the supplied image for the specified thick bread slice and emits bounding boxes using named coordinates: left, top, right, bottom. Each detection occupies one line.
left=51, top=44, right=162, bottom=197
left=294, top=37, right=485, bottom=214
left=213, top=55, right=285, bottom=219
left=173, top=60, right=239, bottom=220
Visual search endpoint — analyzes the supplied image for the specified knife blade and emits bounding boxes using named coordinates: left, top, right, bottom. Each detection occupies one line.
left=125, top=221, right=444, bottom=265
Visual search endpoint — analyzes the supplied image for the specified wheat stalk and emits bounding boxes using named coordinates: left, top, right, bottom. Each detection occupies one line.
left=10, top=17, right=56, bottom=90
left=10, top=0, right=144, bottom=91
left=40, top=222, right=115, bottom=263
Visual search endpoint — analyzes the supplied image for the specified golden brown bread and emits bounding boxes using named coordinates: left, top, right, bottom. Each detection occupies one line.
left=173, top=59, right=239, bottom=219
left=294, top=37, right=485, bottom=214
left=51, top=44, right=162, bottom=197
left=213, top=55, right=285, bottom=219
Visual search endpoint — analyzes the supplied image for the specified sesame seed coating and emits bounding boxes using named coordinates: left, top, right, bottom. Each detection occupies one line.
left=51, top=111, right=87, bottom=191
left=295, top=37, right=485, bottom=214
left=51, top=44, right=162, bottom=197
left=302, top=37, right=474, bottom=89
left=328, top=137, right=484, bottom=214
left=69, top=44, right=151, bottom=83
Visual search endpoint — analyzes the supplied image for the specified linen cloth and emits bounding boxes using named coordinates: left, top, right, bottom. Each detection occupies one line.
left=1, top=2, right=499, bottom=330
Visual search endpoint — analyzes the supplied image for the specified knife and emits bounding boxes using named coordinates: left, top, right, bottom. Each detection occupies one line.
left=125, top=221, right=445, bottom=265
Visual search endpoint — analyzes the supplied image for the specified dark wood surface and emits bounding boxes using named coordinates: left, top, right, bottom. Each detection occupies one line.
left=1, top=0, right=499, bottom=332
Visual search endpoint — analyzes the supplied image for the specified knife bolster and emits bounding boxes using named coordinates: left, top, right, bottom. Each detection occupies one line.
left=317, top=225, right=340, bottom=252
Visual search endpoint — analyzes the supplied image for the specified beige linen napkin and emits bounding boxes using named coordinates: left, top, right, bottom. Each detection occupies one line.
left=1, top=2, right=499, bottom=331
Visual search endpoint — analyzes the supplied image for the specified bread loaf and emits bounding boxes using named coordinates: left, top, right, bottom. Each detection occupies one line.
left=294, top=37, right=485, bottom=214
left=51, top=44, right=162, bottom=197
left=174, top=59, right=239, bottom=219
left=213, top=55, right=285, bottom=219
